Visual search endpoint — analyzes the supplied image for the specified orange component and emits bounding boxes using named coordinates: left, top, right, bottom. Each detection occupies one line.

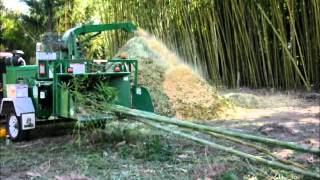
left=118, top=53, right=128, bottom=59
left=0, top=128, right=7, bottom=138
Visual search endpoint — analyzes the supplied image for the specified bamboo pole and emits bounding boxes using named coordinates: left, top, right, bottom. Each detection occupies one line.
left=204, top=131, right=306, bottom=169
left=112, top=105, right=320, bottom=155
left=257, top=3, right=311, bottom=91
left=136, top=118, right=320, bottom=178
left=134, top=113, right=306, bottom=169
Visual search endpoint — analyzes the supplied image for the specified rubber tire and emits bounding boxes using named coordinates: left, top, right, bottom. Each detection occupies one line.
left=6, top=113, right=29, bottom=141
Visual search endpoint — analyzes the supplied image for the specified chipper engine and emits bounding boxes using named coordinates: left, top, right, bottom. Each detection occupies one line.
left=0, top=22, right=154, bottom=141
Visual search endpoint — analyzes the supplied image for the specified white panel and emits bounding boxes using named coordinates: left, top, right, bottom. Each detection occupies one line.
left=1, top=98, right=35, bottom=116
left=136, top=87, right=142, bottom=95
left=49, top=68, right=53, bottom=78
left=36, top=52, right=57, bottom=60
left=123, top=76, right=129, bottom=81
left=11, top=98, right=35, bottom=116
left=70, top=63, right=86, bottom=74
left=40, top=92, right=45, bottom=99
left=21, top=113, right=36, bottom=130
left=33, top=86, right=38, bottom=98
left=6, top=84, right=28, bottom=98
left=16, top=85, right=28, bottom=97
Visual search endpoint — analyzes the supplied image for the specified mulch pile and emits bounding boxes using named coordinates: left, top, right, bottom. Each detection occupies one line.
left=116, top=29, right=227, bottom=120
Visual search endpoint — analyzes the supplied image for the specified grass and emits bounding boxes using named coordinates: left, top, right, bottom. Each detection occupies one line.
left=0, top=120, right=312, bottom=180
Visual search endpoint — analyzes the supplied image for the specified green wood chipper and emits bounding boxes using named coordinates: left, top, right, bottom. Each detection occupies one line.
left=0, top=22, right=154, bottom=141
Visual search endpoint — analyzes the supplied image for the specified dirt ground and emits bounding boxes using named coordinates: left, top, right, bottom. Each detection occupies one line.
left=0, top=90, right=319, bottom=179
left=223, top=106, right=319, bottom=142
left=220, top=89, right=320, bottom=143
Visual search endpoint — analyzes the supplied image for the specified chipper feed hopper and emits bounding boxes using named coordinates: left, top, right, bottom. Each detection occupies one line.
left=0, top=22, right=154, bottom=141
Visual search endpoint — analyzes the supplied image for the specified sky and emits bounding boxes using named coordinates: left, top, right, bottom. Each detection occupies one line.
left=3, top=0, right=29, bottom=14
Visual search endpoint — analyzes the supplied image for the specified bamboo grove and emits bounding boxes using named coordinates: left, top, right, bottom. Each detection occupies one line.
left=55, top=0, right=320, bottom=90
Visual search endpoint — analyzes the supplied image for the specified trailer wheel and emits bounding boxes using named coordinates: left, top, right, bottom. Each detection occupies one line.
left=6, top=113, right=29, bottom=141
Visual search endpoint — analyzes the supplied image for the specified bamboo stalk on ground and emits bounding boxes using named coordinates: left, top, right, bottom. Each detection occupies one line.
left=136, top=118, right=320, bottom=178
left=112, top=105, right=320, bottom=155
left=133, top=115, right=306, bottom=169
left=205, top=131, right=307, bottom=169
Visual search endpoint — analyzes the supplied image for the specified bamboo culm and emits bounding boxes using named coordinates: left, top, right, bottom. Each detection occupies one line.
left=112, top=105, right=320, bottom=155
left=205, top=131, right=307, bottom=169
left=136, top=118, right=320, bottom=178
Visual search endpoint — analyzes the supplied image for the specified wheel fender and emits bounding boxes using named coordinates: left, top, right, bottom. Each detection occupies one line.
left=0, top=97, right=35, bottom=116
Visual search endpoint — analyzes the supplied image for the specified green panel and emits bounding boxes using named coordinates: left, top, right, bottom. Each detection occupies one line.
left=5, top=65, right=37, bottom=84
left=109, top=75, right=131, bottom=108
left=32, top=82, right=53, bottom=119
left=3, top=65, right=37, bottom=97
left=55, top=77, right=74, bottom=119
left=132, top=86, right=154, bottom=112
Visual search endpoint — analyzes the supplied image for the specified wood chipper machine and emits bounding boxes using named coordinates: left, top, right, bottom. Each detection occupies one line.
left=0, top=22, right=154, bottom=141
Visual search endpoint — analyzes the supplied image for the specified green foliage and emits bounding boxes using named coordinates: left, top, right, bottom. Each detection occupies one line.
left=1, top=0, right=69, bottom=61
left=130, top=135, right=174, bottom=161
left=0, top=1, right=5, bottom=51
left=59, top=76, right=118, bottom=146
left=23, top=0, right=65, bottom=32
left=61, top=76, right=117, bottom=114
left=0, top=11, right=35, bottom=62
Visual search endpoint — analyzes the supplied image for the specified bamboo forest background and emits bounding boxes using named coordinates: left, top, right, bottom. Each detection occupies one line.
left=1, top=0, right=319, bottom=90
